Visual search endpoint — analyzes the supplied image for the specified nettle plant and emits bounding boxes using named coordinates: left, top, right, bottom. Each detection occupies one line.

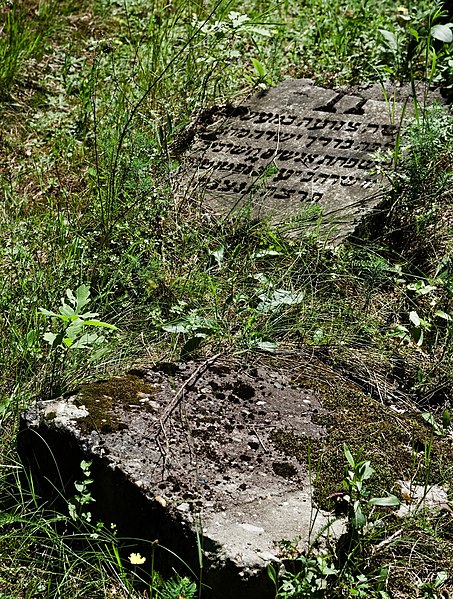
left=39, top=285, right=117, bottom=394
left=39, top=284, right=117, bottom=352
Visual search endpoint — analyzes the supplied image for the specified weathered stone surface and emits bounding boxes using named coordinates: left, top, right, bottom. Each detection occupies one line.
left=19, top=360, right=341, bottom=599
left=177, top=79, right=441, bottom=242
left=19, top=353, right=453, bottom=595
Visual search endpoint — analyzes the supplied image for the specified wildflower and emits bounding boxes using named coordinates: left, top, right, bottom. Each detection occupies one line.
left=129, top=552, right=146, bottom=565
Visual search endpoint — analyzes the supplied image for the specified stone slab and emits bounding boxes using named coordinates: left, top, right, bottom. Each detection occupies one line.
left=177, top=79, right=442, bottom=242
left=19, top=360, right=342, bottom=599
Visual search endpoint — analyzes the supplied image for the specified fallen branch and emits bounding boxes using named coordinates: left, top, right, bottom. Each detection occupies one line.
left=157, top=352, right=224, bottom=437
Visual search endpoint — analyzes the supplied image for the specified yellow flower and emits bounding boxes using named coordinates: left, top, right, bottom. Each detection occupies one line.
left=129, top=552, right=146, bottom=565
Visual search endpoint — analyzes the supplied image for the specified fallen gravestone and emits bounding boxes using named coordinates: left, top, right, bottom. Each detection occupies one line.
left=177, top=79, right=439, bottom=242
left=19, top=359, right=341, bottom=599
left=19, top=355, right=452, bottom=597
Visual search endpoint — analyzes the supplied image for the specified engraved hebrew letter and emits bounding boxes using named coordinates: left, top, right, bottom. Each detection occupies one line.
left=366, top=123, right=380, bottom=135
left=319, top=136, right=332, bottom=147
left=340, top=175, right=358, bottom=186
left=308, top=118, right=328, bottom=130
left=357, top=159, right=373, bottom=170
left=281, top=115, right=297, bottom=126
left=343, top=158, right=358, bottom=168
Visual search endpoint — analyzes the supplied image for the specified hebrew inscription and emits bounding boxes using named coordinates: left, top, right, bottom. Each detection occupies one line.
left=179, top=79, right=416, bottom=240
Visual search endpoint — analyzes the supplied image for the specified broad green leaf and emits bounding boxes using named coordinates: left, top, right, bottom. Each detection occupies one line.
left=71, top=332, right=99, bottom=349
left=407, top=281, right=436, bottom=295
left=26, top=330, right=39, bottom=347
left=368, top=494, right=400, bottom=506
left=209, top=246, right=224, bottom=268
left=252, top=57, right=266, bottom=78
left=421, top=412, right=436, bottom=427
left=248, top=25, right=272, bottom=37
left=89, top=346, right=110, bottom=362
left=442, top=409, right=451, bottom=429
left=393, top=324, right=409, bottom=333
left=433, top=571, right=448, bottom=588
left=43, top=332, right=57, bottom=345
left=320, top=563, right=339, bottom=576
left=251, top=249, right=281, bottom=258
left=379, top=29, right=398, bottom=52
left=417, top=284, right=436, bottom=295
left=313, top=328, right=325, bottom=343
left=409, top=311, right=420, bottom=326
left=362, top=462, right=375, bottom=480
left=267, top=563, right=278, bottom=587
left=254, top=340, right=278, bottom=353
left=431, top=24, right=453, bottom=43
left=412, top=327, right=424, bottom=346
left=435, top=310, right=451, bottom=321
left=65, top=319, right=84, bottom=336
left=39, top=308, right=58, bottom=317
left=79, top=311, right=99, bottom=320
left=162, top=321, right=191, bottom=334
left=228, top=11, right=250, bottom=27
left=256, top=288, right=304, bottom=313
left=82, top=320, right=117, bottom=330
left=60, top=303, right=76, bottom=318
left=408, top=27, right=419, bottom=42
left=343, top=444, right=355, bottom=468
left=163, top=315, right=216, bottom=335
left=66, top=288, right=77, bottom=306
left=75, top=284, right=91, bottom=311
left=353, top=502, right=366, bottom=529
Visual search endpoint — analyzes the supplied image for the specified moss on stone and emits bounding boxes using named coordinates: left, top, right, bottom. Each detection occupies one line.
left=270, top=430, right=309, bottom=462
left=272, top=366, right=453, bottom=511
left=272, top=460, right=298, bottom=478
left=75, top=375, right=158, bottom=434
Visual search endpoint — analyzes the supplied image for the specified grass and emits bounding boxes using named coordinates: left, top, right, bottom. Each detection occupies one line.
left=0, top=0, right=452, bottom=596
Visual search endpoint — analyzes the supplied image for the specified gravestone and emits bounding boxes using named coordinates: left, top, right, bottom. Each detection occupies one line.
left=178, top=79, right=430, bottom=241
left=19, top=360, right=339, bottom=599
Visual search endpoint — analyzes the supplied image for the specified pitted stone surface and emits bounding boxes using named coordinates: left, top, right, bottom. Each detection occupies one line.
left=177, top=79, right=440, bottom=241
left=20, top=360, right=340, bottom=598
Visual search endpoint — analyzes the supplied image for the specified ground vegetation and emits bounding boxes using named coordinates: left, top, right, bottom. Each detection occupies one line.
left=0, top=0, right=452, bottom=597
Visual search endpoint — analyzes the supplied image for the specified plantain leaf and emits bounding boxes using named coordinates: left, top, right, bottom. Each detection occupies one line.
left=369, top=494, right=400, bottom=506
left=431, top=24, right=453, bottom=43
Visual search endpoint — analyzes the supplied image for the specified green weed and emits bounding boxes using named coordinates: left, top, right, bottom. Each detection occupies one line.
left=38, top=284, right=117, bottom=398
left=269, top=445, right=452, bottom=598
